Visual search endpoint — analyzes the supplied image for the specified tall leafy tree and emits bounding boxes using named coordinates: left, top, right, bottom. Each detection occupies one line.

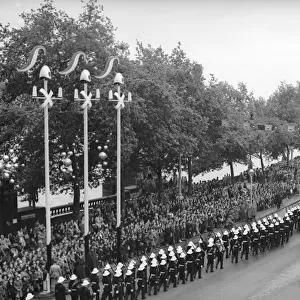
left=0, top=0, right=132, bottom=218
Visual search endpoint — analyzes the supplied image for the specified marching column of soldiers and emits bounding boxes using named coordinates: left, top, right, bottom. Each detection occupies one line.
left=55, top=206, right=300, bottom=300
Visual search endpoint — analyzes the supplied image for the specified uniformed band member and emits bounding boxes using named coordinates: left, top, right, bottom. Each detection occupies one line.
left=127, top=261, right=136, bottom=297
left=206, top=240, right=215, bottom=273
left=91, top=268, right=100, bottom=300
left=124, top=270, right=134, bottom=300
left=284, top=215, right=290, bottom=242
left=135, top=264, right=146, bottom=300
left=215, top=239, right=224, bottom=269
left=148, top=259, right=159, bottom=296
left=168, top=255, right=178, bottom=288
left=25, top=293, right=34, bottom=300
left=101, top=270, right=112, bottom=300
left=231, top=235, right=239, bottom=263
left=251, top=228, right=260, bottom=255
left=178, top=251, right=186, bottom=284
left=186, top=249, right=194, bottom=282
left=55, top=276, right=70, bottom=300
left=268, top=223, right=275, bottom=249
left=69, top=274, right=80, bottom=300
left=240, top=231, right=250, bottom=260
left=222, top=231, right=229, bottom=258
left=113, top=269, right=123, bottom=300
left=79, top=279, right=95, bottom=300
left=194, top=247, right=203, bottom=279
left=274, top=221, right=280, bottom=247
left=158, top=260, right=168, bottom=292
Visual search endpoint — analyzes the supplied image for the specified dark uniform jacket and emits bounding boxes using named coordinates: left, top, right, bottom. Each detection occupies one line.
left=55, top=283, right=69, bottom=300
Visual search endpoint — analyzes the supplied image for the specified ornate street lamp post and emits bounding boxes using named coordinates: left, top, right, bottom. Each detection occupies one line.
left=60, top=53, right=119, bottom=262
left=108, top=73, right=132, bottom=262
left=17, top=46, right=63, bottom=291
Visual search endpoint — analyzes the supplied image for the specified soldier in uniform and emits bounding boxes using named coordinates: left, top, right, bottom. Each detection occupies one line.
left=296, top=207, right=300, bottom=231
left=279, top=219, right=285, bottom=246
left=69, top=274, right=80, bottom=300
left=168, top=256, right=178, bottom=288
left=55, top=277, right=70, bottom=300
left=140, top=257, right=148, bottom=293
left=178, top=252, right=186, bottom=284
left=274, top=221, right=280, bottom=248
left=79, top=279, right=95, bottom=300
left=222, top=230, right=230, bottom=258
left=229, top=229, right=237, bottom=256
left=183, top=248, right=192, bottom=282
left=288, top=211, right=294, bottom=236
left=112, top=269, right=123, bottom=300
left=231, top=235, right=240, bottom=263
left=158, top=260, right=168, bottom=292
left=135, top=264, right=146, bottom=300
left=148, top=260, right=159, bottom=296
left=124, top=270, right=134, bottom=300
left=215, top=239, right=224, bottom=269
left=194, top=247, right=202, bottom=279
left=284, top=215, right=290, bottom=243
left=127, top=262, right=136, bottom=297
left=251, top=228, right=260, bottom=255
left=91, top=268, right=100, bottom=300
left=291, top=208, right=297, bottom=230
left=241, top=230, right=250, bottom=260
left=268, top=223, right=275, bottom=249
left=101, top=270, right=112, bottom=300
left=206, top=241, right=215, bottom=273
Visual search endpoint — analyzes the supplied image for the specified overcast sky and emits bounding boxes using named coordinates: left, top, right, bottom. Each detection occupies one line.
left=1, top=0, right=300, bottom=99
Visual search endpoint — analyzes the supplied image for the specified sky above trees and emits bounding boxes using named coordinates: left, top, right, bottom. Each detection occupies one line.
left=1, top=0, right=300, bottom=100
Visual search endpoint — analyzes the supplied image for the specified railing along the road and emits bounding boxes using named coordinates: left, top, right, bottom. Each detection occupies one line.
left=50, top=194, right=116, bottom=217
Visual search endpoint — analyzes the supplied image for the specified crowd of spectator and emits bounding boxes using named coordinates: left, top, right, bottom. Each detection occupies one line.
left=0, top=159, right=300, bottom=299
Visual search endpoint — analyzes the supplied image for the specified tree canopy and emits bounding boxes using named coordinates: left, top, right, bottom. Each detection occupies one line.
left=0, top=0, right=299, bottom=213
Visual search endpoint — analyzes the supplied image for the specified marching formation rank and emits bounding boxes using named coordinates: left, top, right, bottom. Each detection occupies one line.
left=58, top=206, right=300, bottom=300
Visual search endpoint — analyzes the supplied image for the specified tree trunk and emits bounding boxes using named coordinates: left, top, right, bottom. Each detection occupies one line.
left=73, top=181, right=80, bottom=220
left=71, top=150, right=80, bottom=220
left=187, top=157, right=193, bottom=196
left=156, top=160, right=163, bottom=201
left=229, top=161, right=234, bottom=184
left=259, top=148, right=265, bottom=184
left=286, top=145, right=290, bottom=168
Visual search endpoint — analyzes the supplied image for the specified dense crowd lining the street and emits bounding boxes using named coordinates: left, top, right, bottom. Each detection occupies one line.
left=0, top=159, right=300, bottom=299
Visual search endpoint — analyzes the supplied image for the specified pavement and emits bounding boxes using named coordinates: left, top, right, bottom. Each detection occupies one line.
left=36, top=193, right=300, bottom=300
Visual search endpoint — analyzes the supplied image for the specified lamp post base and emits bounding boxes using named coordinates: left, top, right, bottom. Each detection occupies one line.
left=116, top=226, right=122, bottom=263
left=84, top=233, right=89, bottom=258
left=46, top=243, right=52, bottom=270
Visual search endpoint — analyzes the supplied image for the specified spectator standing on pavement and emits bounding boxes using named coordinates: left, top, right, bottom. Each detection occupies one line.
left=55, top=277, right=69, bottom=300
left=74, top=253, right=86, bottom=283
left=50, top=261, right=62, bottom=293
left=14, top=274, right=23, bottom=300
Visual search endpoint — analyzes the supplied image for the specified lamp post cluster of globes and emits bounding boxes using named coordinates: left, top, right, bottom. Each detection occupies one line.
left=0, top=147, right=24, bottom=188
left=57, top=137, right=111, bottom=182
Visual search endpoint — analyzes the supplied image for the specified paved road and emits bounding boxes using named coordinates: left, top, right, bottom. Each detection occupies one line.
left=152, top=209, right=300, bottom=300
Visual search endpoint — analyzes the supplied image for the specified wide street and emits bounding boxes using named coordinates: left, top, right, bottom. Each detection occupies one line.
left=153, top=219, right=300, bottom=300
